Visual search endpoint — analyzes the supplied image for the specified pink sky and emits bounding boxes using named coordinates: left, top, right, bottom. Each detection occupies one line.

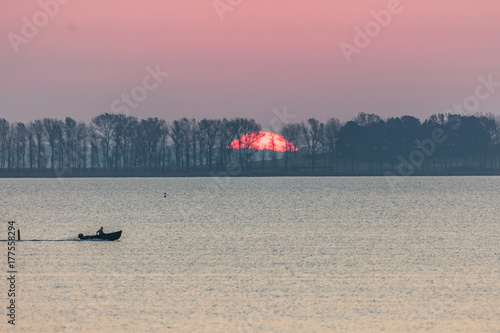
left=1, top=0, right=500, bottom=125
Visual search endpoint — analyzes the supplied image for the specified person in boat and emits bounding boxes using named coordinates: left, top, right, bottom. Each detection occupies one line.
left=96, top=227, right=104, bottom=235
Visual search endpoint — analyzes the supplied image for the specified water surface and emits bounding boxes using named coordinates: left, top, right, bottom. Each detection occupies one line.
left=0, top=177, right=499, bottom=332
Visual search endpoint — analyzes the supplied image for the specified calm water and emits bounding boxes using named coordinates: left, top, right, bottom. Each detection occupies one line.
left=0, top=177, right=499, bottom=332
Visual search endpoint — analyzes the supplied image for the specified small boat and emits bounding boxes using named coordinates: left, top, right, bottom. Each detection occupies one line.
left=78, top=230, right=122, bottom=241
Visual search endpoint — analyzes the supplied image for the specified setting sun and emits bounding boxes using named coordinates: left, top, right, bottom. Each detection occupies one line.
left=230, top=131, right=297, bottom=152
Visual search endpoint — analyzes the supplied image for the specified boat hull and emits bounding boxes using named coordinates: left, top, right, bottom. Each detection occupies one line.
left=78, top=230, right=122, bottom=241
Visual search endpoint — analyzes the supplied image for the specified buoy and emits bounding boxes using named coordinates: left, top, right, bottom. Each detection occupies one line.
left=164, top=193, right=166, bottom=198
left=17, top=229, right=20, bottom=241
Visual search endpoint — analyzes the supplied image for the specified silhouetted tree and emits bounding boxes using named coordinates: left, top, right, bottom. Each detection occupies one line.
left=170, top=119, right=184, bottom=170
left=13, top=123, right=27, bottom=169
left=0, top=119, right=10, bottom=170
left=140, top=117, right=166, bottom=170
left=301, top=118, right=324, bottom=172
left=43, top=118, right=63, bottom=170
left=198, top=119, right=220, bottom=170
left=324, top=118, right=341, bottom=171
left=281, top=123, right=302, bottom=170
left=31, top=120, right=45, bottom=170
left=217, top=118, right=235, bottom=171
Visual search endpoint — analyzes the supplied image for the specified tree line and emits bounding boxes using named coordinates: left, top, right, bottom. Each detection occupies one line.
left=0, top=112, right=499, bottom=176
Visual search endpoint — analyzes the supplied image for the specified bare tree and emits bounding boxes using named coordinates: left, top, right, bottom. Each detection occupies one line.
left=63, top=117, right=78, bottom=169
left=170, top=119, right=184, bottom=170
left=216, top=118, right=235, bottom=171
left=179, top=118, right=192, bottom=170
left=0, top=119, right=10, bottom=170
left=75, top=121, right=88, bottom=170
left=92, top=113, right=116, bottom=170
left=301, top=118, right=324, bottom=172
left=140, top=117, right=166, bottom=170
left=13, top=123, right=28, bottom=169
left=159, top=123, right=170, bottom=170
left=26, top=122, right=36, bottom=170
left=325, top=118, right=341, bottom=171
left=43, top=118, right=63, bottom=170
left=122, top=116, right=138, bottom=169
left=89, top=125, right=100, bottom=169
left=281, top=123, right=302, bottom=170
left=31, top=120, right=45, bottom=170
left=231, top=118, right=261, bottom=169
left=198, top=119, right=220, bottom=171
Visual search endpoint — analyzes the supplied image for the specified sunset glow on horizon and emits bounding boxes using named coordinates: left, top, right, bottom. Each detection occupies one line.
left=230, top=131, right=297, bottom=152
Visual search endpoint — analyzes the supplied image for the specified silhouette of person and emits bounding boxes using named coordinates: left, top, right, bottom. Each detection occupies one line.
left=96, top=227, right=104, bottom=235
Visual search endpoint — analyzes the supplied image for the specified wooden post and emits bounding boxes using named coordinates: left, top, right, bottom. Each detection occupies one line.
left=17, top=229, right=20, bottom=241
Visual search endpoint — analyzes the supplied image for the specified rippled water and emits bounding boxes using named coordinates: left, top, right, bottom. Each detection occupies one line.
left=0, top=177, right=499, bottom=332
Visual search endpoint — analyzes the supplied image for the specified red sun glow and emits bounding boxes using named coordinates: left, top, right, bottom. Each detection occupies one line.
left=230, top=132, right=297, bottom=152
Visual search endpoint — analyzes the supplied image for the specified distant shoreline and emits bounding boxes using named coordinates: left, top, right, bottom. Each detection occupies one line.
left=1, top=169, right=500, bottom=178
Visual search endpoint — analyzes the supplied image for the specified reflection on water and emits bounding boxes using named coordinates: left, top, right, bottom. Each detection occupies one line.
left=0, top=177, right=499, bottom=332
